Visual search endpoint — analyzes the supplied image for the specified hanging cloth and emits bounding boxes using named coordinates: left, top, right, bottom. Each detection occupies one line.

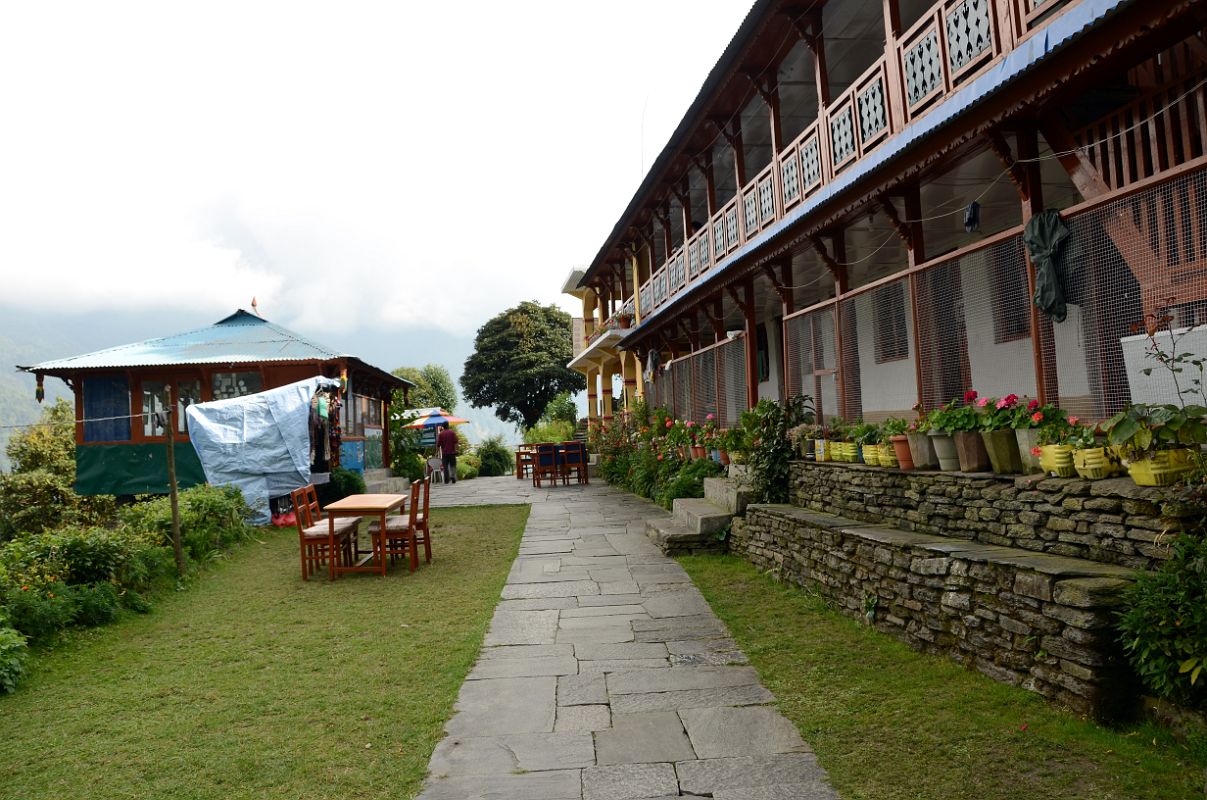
left=317, top=394, right=329, bottom=419
left=1023, top=209, right=1072, bottom=323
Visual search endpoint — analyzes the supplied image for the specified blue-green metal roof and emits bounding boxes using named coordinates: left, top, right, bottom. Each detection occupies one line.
left=23, top=310, right=353, bottom=373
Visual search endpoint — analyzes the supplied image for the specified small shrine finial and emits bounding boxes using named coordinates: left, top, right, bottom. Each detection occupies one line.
left=251, top=296, right=260, bottom=316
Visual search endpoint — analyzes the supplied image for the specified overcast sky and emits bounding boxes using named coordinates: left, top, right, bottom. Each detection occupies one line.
left=0, top=1, right=753, bottom=340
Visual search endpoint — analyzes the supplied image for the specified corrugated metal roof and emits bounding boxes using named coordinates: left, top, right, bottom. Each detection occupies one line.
left=23, top=309, right=352, bottom=372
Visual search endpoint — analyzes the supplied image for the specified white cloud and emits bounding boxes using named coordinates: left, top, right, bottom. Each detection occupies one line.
left=0, top=1, right=752, bottom=337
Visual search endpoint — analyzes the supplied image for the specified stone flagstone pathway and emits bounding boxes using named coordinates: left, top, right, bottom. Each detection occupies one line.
left=416, top=477, right=838, bottom=800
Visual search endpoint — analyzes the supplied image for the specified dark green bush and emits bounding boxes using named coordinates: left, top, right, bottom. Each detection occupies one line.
left=476, top=436, right=512, bottom=477
left=1118, top=532, right=1207, bottom=710
left=67, top=582, right=122, bottom=628
left=0, top=624, right=28, bottom=694
left=118, top=484, right=254, bottom=562
left=316, top=467, right=367, bottom=506
left=744, top=396, right=815, bottom=503
left=656, top=457, right=725, bottom=509
left=1, top=585, right=75, bottom=640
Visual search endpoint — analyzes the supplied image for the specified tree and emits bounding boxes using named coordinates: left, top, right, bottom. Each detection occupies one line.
left=391, top=364, right=457, bottom=411
left=541, top=391, right=579, bottom=427
left=461, top=301, right=585, bottom=430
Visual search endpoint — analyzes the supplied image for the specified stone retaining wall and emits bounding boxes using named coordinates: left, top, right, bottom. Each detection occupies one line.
left=729, top=504, right=1138, bottom=719
left=791, top=462, right=1186, bottom=571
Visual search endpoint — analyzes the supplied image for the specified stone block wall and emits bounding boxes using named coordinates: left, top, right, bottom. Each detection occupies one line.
left=790, top=463, right=1186, bottom=571
left=730, top=504, right=1138, bottom=720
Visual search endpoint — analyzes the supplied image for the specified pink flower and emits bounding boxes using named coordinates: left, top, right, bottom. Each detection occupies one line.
left=1030, top=446, right=1042, bottom=457
left=657, top=453, right=663, bottom=461
left=1031, top=411, right=1043, bottom=423
left=977, top=396, right=991, bottom=408
left=997, top=394, right=1018, bottom=410
left=686, top=421, right=695, bottom=428
left=1068, top=416, right=1080, bottom=425
left=964, top=390, right=978, bottom=404
left=706, top=413, right=714, bottom=421
left=1027, top=399, right=1039, bottom=411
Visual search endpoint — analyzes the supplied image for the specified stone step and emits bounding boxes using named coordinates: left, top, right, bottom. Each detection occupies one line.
left=672, top=497, right=732, bottom=535
left=704, top=477, right=751, bottom=516
left=365, top=474, right=410, bottom=494
left=363, top=467, right=392, bottom=482
left=645, top=517, right=725, bottom=557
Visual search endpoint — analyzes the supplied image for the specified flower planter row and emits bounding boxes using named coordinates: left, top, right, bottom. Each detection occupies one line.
left=803, top=429, right=1195, bottom=486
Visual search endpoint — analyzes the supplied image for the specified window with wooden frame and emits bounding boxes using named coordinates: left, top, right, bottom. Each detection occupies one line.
left=989, top=247, right=1031, bottom=343
left=873, top=282, right=910, bottom=363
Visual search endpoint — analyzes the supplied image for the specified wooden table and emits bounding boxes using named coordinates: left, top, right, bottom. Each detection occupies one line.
left=325, top=493, right=408, bottom=579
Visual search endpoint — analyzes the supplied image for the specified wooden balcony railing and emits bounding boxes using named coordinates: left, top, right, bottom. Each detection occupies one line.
left=631, top=0, right=1084, bottom=326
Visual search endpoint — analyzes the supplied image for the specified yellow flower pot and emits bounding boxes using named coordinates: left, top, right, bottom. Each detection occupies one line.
left=1039, top=444, right=1076, bottom=478
left=878, top=442, right=898, bottom=468
left=1072, top=447, right=1112, bottom=480
left=1127, top=449, right=1194, bottom=486
left=861, top=444, right=880, bottom=466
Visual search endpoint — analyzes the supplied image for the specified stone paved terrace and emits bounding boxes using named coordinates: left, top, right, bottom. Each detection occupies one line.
left=416, top=476, right=838, bottom=800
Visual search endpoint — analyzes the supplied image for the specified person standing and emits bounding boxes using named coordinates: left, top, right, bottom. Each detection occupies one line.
left=436, top=421, right=459, bottom=484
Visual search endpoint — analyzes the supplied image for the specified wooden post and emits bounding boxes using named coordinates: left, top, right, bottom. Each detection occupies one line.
left=164, top=392, right=185, bottom=578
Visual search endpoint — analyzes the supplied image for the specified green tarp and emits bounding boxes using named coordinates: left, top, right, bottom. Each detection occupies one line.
left=75, top=443, right=206, bottom=496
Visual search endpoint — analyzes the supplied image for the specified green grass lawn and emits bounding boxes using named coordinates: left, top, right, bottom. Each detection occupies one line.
left=0, top=504, right=528, bottom=800
left=680, top=553, right=1207, bottom=800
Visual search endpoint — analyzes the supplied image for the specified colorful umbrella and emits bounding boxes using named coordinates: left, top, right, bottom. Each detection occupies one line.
left=403, top=408, right=470, bottom=429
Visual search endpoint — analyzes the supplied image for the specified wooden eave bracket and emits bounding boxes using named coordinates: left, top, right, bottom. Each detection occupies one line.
left=986, top=131, right=1030, bottom=200
left=877, top=197, right=913, bottom=250
left=725, top=284, right=754, bottom=318
left=761, top=263, right=792, bottom=305
left=1038, top=119, right=1111, bottom=200
left=809, top=235, right=845, bottom=284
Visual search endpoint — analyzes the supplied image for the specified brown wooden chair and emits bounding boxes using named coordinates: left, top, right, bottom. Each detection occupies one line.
left=292, top=485, right=357, bottom=580
left=532, top=443, right=560, bottom=487
left=367, top=480, right=419, bottom=570
left=412, top=475, right=432, bottom=563
left=560, top=441, right=588, bottom=485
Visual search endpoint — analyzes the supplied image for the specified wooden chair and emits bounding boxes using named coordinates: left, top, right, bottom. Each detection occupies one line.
left=532, top=443, right=560, bottom=487
left=292, top=485, right=357, bottom=580
left=560, top=441, right=588, bottom=485
left=412, top=475, right=432, bottom=563
left=367, top=480, right=419, bottom=570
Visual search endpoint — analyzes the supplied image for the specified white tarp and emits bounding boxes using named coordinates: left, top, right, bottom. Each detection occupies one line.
left=186, top=376, right=339, bottom=524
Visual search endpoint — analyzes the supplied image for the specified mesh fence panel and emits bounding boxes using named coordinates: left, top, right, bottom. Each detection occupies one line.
left=717, top=337, right=747, bottom=428
left=692, top=348, right=718, bottom=424
left=673, top=359, right=690, bottom=419
left=837, top=275, right=920, bottom=422
left=915, top=234, right=1038, bottom=411
left=1055, top=168, right=1207, bottom=416
left=785, top=307, right=840, bottom=422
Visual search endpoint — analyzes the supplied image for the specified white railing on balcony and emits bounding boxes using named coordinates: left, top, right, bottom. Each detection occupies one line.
left=632, top=0, right=1076, bottom=323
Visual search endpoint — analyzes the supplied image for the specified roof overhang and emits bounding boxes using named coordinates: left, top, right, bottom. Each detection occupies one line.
left=568, top=329, right=627, bottom=372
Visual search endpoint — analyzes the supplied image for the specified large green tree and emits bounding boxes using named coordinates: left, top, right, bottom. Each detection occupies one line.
left=392, top=363, right=457, bottom=411
left=461, top=301, right=585, bottom=429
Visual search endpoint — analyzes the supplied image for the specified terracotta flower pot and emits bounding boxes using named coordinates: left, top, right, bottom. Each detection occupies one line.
left=1014, top=428, right=1042, bottom=473
left=718, top=449, right=731, bottom=466
left=981, top=429, right=1023, bottom=474
left=890, top=434, right=914, bottom=470
left=953, top=431, right=991, bottom=472
left=929, top=431, right=960, bottom=471
left=907, top=431, right=937, bottom=469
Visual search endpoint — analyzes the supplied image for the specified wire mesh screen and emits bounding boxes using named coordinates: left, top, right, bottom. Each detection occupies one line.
left=672, top=359, right=690, bottom=419
left=691, top=347, right=718, bottom=423
left=717, top=336, right=747, bottom=428
left=915, top=234, right=1038, bottom=411
left=837, top=276, right=920, bottom=421
left=1054, top=167, right=1207, bottom=417
left=785, top=307, right=839, bottom=422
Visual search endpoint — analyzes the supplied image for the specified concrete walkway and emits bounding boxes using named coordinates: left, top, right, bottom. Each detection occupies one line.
left=415, top=476, right=838, bottom=800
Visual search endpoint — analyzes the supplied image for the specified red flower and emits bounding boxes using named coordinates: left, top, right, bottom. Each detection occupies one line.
left=964, top=390, right=978, bottom=404
left=665, top=419, right=673, bottom=428
left=1031, top=411, right=1043, bottom=423
left=657, top=453, right=663, bottom=461
left=1068, top=416, right=1080, bottom=425
left=1027, top=399, right=1039, bottom=411
left=1030, top=446, right=1042, bottom=457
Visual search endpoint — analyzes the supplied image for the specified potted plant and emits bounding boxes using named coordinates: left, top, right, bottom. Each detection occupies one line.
left=851, top=421, right=881, bottom=465
left=906, top=403, right=937, bottom=469
left=925, top=403, right=961, bottom=471
left=882, top=417, right=912, bottom=470
left=787, top=422, right=812, bottom=459
left=928, top=391, right=989, bottom=471
left=1102, top=403, right=1206, bottom=486
left=1066, top=421, right=1121, bottom=480
left=1011, top=398, right=1048, bottom=474
left=1034, top=408, right=1077, bottom=477
left=828, top=417, right=852, bottom=463
left=979, top=394, right=1024, bottom=474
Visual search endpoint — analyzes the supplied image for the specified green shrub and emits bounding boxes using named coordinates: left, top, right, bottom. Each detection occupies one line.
left=2, top=584, right=75, bottom=640
left=67, top=582, right=122, bottom=628
left=524, top=420, right=575, bottom=445
left=745, top=396, right=815, bottom=503
left=656, top=457, right=725, bottom=509
left=456, top=460, right=479, bottom=481
left=319, top=467, right=366, bottom=504
left=0, top=625, right=28, bottom=694
left=118, top=484, right=254, bottom=562
left=0, top=470, right=116, bottom=541
left=476, top=436, right=512, bottom=477
left=1118, top=531, right=1207, bottom=710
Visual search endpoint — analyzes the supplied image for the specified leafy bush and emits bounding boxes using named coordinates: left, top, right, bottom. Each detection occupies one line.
left=476, top=436, right=512, bottom=477
left=524, top=420, right=575, bottom=445
left=1, top=584, right=75, bottom=640
left=656, top=457, right=724, bottom=509
left=744, top=396, right=815, bottom=503
left=1118, top=531, right=1207, bottom=710
left=66, top=582, right=122, bottom=628
left=0, top=624, right=28, bottom=694
left=118, top=484, right=254, bottom=562
left=456, top=460, right=479, bottom=481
